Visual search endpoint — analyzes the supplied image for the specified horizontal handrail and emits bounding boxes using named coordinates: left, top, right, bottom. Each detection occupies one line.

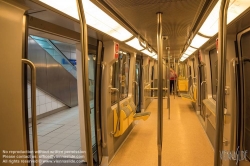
left=145, top=88, right=168, bottom=90
left=110, top=87, right=119, bottom=92
left=146, top=97, right=168, bottom=99
left=201, top=81, right=207, bottom=86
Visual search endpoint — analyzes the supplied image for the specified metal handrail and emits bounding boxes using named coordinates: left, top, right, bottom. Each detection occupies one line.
left=22, top=59, right=39, bottom=166
left=167, top=49, right=171, bottom=120
left=110, top=87, right=119, bottom=92
left=144, top=88, right=168, bottom=90
left=230, top=58, right=239, bottom=153
left=146, top=97, right=168, bottom=99
left=76, top=0, right=93, bottom=165
left=201, top=81, right=206, bottom=86
left=46, top=39, right=77, bottom=70
left=157, top=12, right=163, bottom=166
left=174, top=57, right=176, bottom=99
left=110, top=87, right=121, bottom=136
left=200, top=81, right=207, bottom=114
left=214, top=0, right=230, bottom=165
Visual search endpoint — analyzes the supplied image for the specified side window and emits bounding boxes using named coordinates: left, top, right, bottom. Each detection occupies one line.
left=209, top=48, right=218, bottom=100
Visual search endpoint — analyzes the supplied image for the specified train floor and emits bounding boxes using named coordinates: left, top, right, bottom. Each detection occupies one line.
left=109, top=96, right=214, bottom=166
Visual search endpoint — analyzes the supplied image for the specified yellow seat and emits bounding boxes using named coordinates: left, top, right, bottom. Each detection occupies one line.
left=113, top=99, right=151, bottom=137
left=178, top=79, right=188, bottom=91
left=180, top=85, right=197, bottom=102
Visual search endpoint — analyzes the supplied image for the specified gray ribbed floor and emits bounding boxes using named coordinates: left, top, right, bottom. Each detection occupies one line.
left=109, top=97, right=214, bottom=166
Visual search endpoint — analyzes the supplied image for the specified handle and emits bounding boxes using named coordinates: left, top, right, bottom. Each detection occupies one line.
left=230, top=58, right=239, bottom=153
left=22, top=59, right=39, bottom=165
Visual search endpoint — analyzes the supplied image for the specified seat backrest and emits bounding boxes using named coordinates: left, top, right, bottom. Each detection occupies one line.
left=128, top=99, right=136, bottom=113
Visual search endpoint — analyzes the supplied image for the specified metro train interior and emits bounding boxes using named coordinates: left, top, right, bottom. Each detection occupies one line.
left=1, top=0, right=250, bottom=166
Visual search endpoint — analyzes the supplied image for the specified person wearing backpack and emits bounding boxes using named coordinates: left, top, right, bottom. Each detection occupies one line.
left=169, top=68, right=177, bottom=95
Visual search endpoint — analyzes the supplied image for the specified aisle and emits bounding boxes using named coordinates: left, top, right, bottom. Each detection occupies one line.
left=109, top=97, right=214, bottom=166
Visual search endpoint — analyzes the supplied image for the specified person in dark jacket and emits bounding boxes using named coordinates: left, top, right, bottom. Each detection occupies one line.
left=169, top=68, right=177, bottom=94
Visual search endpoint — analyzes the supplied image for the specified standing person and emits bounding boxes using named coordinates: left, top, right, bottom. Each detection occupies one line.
left=169, top=68, right=177, bottom=94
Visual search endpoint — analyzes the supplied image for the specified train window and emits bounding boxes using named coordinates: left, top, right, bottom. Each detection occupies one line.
left=110, top=52, right=130, bottom=105
left=178, top=63, right=186, bottom=78
left=209, top=48, right=218, bottom=101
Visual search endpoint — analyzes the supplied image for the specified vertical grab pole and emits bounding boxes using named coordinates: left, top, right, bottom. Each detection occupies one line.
left=167, top=48, right=171, bottom=119
left=174, top=57, right=176, bottom=99
left=156, top=12, right=163, bottom=166
left=176, top=61, right=179, bottom=97
left=76, top=1, right=93, bottom=166
left=214, top=0, right=230, bottom=165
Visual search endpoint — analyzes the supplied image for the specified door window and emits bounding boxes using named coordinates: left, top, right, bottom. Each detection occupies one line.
left=110, top=52, right=130, bottom=105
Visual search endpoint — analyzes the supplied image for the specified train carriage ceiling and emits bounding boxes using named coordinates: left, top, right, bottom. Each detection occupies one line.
left=22, top=0, right=217, bottom=60
left=96, top=0, right=216, bottom=59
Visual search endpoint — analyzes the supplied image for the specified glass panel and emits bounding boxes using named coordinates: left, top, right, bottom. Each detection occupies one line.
left=110, top=60, right=119, bottom=105
left=178, top=63, right=186, bottom=78
left=151, top=66, right=154, bottom=97
left=120, top=53, right=130, bottom=99
left=200, top=65, right=206, bottom=120
left=88, top=53, right=96, bottom=152
left=134, top=59, right=141, bottom=112
left=240, top=31, right=250, bottom=160
left=110, top=52, right=130, bottom=105
left=209, top=48, right=218, bottom=100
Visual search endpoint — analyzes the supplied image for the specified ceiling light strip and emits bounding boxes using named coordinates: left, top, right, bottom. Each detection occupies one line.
left=38, top=0, right=133, bottom=41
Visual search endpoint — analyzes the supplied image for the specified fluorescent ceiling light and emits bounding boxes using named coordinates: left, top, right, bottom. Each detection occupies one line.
left=184, top=47, right=197, bottom=56
left=190, top=34, right=209, bottom=48
left=227, top=0, right=250, bottom=23
left=199, top=0, right=250, bottom=37
left=182, top=54, right=189, bottom=58
left=38, top=0, right=133, bottom=41
left=153, top=54, right=158, bottom=58
left=142, top=49, right=156, bottom=57
left=198, top=1, right=220, bottom=37
left=125, top=38, right=145, bottom=51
